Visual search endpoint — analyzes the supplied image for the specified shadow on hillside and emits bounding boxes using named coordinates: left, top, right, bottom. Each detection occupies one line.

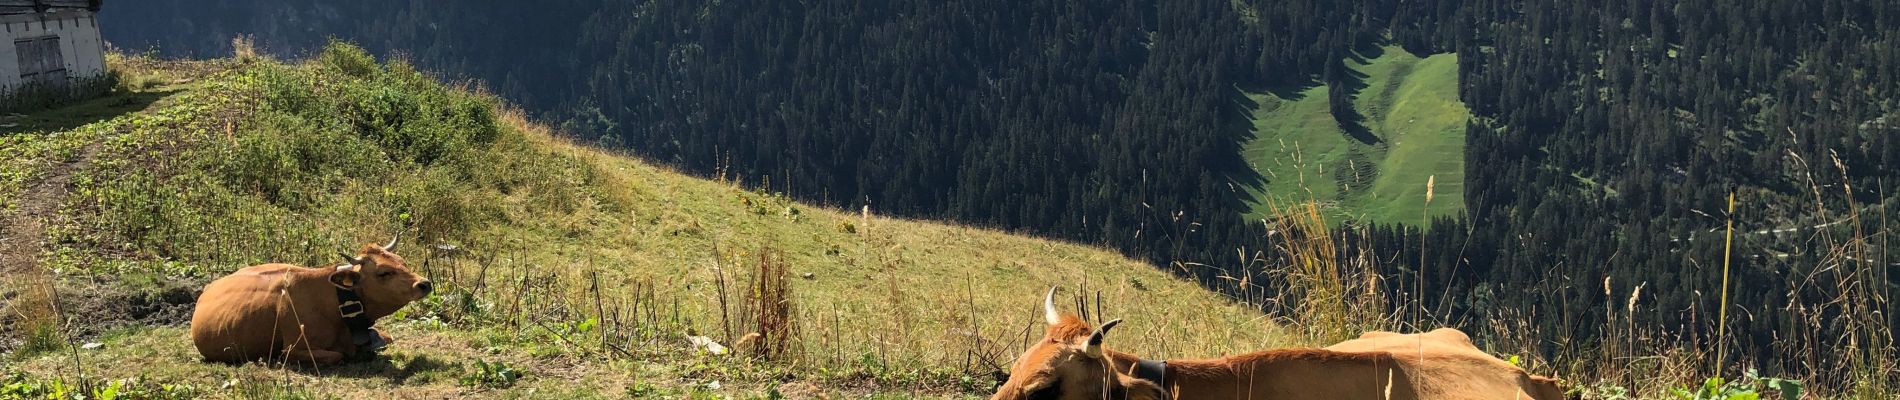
left=300, top=353, right=460, bottom=382
left=1219, top=86, right=1270, bottom=201
left=1253, top=79, right=1320, bottom=102
left=1328, top=53, right=1379, bottom=145
left=1346, top=40, right=1387, bottom=64
left=0, top=89, right=179, bottom=135
left=1228, top=38, right=1398, bottom=212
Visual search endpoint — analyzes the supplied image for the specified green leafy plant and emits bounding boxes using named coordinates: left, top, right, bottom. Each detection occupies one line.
left=563, top=317, right=600, bottom=336
left=1670, top=369, right=1803, bottom=400
left=0, top=373, right=198, bottom=400
left=1571, top=382, right=1632, bottom=400
left=460, top=359, right=524, bottom=389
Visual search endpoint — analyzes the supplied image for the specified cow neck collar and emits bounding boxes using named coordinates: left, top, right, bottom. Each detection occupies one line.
left=330, top=261, right=389, bottom=356
left=333, top=284, right=373, bottom=331
left=331, top=264, right=377, bottom=340
left=332, top=277, right=390, bottom=354
left=1108, top=350, right=1170, bottom=395
left=1134, top=358, right=1168, bottom=396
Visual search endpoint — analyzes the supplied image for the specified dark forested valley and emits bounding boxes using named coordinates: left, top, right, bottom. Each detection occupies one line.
left=106, top=0, right=1900, bottom=381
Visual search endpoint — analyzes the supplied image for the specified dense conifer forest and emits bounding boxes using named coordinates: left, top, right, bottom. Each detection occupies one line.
left=105, top=0, right=1900, bottom=379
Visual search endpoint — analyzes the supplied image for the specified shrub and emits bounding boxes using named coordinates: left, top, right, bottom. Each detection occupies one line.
left=259, top=65, right=322, bottom=115
left=344, top=84, right=422, bottom=150
left=70, top=40, right=526, bottom=267
left=446, top=94, right=502, bottom=145
left=316, top=40, right=379, bottom=78
left=219, top=123, right=299, bottom=202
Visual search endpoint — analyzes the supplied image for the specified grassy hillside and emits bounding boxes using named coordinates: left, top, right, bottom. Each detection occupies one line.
left=1241, top=46, right=1467, bottom=224
left=0, top=44, right=1298, bottom=398
left=4, top=44, right=1866, bottom=399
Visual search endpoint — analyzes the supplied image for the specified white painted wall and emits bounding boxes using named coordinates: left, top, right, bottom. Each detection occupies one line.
left=1, top=9, right=105, bottom=95
left=0, top=21, right=19, bottom=86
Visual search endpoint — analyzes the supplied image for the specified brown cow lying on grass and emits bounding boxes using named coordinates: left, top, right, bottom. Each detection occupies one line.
left=990, top=287, right=1566, bottom=400
left=189, top=235, right=433, bottom=365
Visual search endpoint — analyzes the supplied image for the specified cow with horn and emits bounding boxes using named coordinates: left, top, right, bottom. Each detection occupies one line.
left=989, top=287, right=1566, bottom=400
left=190, top=232, right=434, bottom=364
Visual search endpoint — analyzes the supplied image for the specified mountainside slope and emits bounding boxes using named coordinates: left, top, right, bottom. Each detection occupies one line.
left=1241, top=45, right=1467, bottom=223
left=0, top=47, right=1292, bottom=398
left=84, top=0, right=1900, bottom=394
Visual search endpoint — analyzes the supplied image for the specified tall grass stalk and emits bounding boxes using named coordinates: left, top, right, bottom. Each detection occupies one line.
left=1417, top=175, right=1434, bottom=361
left=1716, top=191, right=1735, bottom=376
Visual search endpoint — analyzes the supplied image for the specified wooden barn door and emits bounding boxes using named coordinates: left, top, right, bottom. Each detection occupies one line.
left=15, top=36, right=67, bottom=90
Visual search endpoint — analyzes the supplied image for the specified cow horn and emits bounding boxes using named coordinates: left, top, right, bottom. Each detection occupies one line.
left=1088, top=319, right=1122, bottom=348
left=383, top=231, right=401, bottom=252
left=1044, top=286, right=1061, bottom=325
left=337, top=253, right=362, bottom=265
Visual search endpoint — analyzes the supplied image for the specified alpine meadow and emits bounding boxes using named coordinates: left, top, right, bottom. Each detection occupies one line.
left=1, top=0, right=1896, bottom=398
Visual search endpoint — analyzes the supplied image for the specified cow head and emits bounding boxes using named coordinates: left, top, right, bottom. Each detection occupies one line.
left=332, top=233, right=434, bottom=318
left=990, top=287, right=1163, bottom=400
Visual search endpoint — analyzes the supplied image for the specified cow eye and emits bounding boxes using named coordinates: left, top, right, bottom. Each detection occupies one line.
left=1025, top=382, right=1060, bottom=400
left=378, top=271, right=396, bottom=278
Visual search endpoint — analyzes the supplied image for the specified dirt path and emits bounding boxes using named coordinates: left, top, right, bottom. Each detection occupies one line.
left=0, top=142, right=100, bottom=272
left=0, top=137, right=102, bottom=353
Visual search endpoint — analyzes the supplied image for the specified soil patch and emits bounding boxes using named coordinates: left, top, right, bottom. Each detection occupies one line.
left=0, top=139, right=101, bottom=354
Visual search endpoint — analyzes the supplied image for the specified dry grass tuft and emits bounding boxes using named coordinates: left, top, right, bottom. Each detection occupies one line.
left=1253, top=199, right=1394, bottom=345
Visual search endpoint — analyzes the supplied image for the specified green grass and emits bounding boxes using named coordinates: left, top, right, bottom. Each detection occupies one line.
left=0, top=127, right=93, bottom=212
left=1241, top=46, right=1468, bottom=224
left=0, top=75, right=183, bottom=214
left=1, top=43, right=1294, bottom=398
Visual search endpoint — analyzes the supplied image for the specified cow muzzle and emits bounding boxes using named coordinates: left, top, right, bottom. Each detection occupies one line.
left=415, top=280, right=435, bottom=296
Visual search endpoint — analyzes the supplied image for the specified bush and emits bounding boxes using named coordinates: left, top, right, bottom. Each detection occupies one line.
left=220, top=123, right=298, bottom=202
left=316, top=40, right=379, bottom=78
left=68, top=40, right=533, bottom=267
left=447, top=94, right=502, bottom=145
left=259, top=64, right=322, bottom=115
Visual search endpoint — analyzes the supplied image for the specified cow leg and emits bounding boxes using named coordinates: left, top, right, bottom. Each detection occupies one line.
left=282, top=344, right=345, bottom=365
left=269, top=289, right=351, bottom=365
left=275, top=317, right=344, bottom=365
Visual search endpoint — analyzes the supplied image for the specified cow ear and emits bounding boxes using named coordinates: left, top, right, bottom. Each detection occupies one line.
left=330, top=267, right=362, bottom=290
